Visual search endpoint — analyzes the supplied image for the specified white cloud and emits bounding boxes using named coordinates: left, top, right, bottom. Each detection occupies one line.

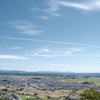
left=32, top=53, right=100, bottom=58
left=38, top=16, right=50, bottom=19
left=70, top=48, right=83, bottom=52
left=0, top=55, right=28, bottom=60
left=57, top=1, right=90, bottom=10
left=30, top=0, right=60, bottom=18
left=41, top=48, right=50, bottom=52
left=32, top=48, right=51, bottom=57
left=43, top=0, right=100, bottom=18
left=54, top=48, right=83, bottom=55
left=26, top=46, right=100, bottom=58
left=31, top=47, right=84, bottom=58
left=43, top=0, right=60, bottom=16
left=8, top=20, right=43, bottom=35
left=31, top=0, right=100, bottom=19
left=9, top=47, right=21, bottom=49
left=65, top=51, right=72, bottom=55
left=58, top=0, right=100, bottom=11
left=33, top=53, right=52, bottom=57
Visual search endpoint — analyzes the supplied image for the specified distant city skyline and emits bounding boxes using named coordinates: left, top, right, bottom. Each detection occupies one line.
left=1, top=0, right=100, bottom=72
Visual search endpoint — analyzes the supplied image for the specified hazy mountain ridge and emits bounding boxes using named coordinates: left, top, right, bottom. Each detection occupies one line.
left=0, top=70, right=98, bottom=75
left=0, top=70, right=74, bottom=74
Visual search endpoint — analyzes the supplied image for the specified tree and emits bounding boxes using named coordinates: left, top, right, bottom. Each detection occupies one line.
left=46, top=95, right=51, bottom=99
left=0, top=98, right=12, bottom=100
left=34, top=93, right=38, bottom=96
left=1, top=89, right=7, bottom=91
left=80, top=88, right=100, bottom=100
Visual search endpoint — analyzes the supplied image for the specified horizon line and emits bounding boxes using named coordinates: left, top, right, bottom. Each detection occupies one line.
left=0, top=69, right=99, bottom=73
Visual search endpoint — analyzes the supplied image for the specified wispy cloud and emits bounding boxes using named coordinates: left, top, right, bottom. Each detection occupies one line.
left=8, top=20, right=43, bottom=35
left=31, top=0, right=60, bottom=18
left=1, top=36, right=100, bottom=48
left=31, top=0, right=100, bottom=19
left=32, top=53, right=100, bottom=58
left=43, top=0, right=60, bottom=16
left=38, top=16, right=50, bottom=20
left=41, top=48, right=51, bottom=52
left=0, top=55, right=28, bottom=60
left=7, top=47, right=21, bottom=50
left=57, top=1, right=90, bottom=10
left=54, top=48, right=83, bottom=55
left=33, top=53, right=52, bottom=57
left=31, top=47, right=84, bottom=58
left=31, top=47, right=51, bottom=57
left=58, top=0, right=100, bottom=11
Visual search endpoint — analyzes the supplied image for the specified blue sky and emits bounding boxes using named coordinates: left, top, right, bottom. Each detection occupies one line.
left=1, top=0, right=100, bottom=72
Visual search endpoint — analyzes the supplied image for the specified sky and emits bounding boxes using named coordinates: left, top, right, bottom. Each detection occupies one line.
left=1, top=0, right=100, bottom=72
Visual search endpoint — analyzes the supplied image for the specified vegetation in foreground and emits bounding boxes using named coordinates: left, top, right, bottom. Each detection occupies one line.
left=0, top=99, right=12, bottom=100
left=80, top=89, right=100, bottom=100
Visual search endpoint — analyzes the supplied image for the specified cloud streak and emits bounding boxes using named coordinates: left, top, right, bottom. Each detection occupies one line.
left=57, top=1, right=90, bottom=10
left=31, top=0, right=100, bottom=19
left=1, top=36, right=100, bottom=48
left=38, top=16, right=50, bottom=20
left=32, top=53, right=100, bottom=58
left=58, top=0, right=100, bottom=11
left=0, top=55, right=28, bottom=60
left=8, top=47, right=21, bottom=49
left=42, top=0, right=100, bottom=18
left=8, top=20, right=43, bottom=35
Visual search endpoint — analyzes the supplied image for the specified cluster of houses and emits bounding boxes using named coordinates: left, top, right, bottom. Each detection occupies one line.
left=0, top=92, right=21, bottom=100
left=0, top=76, right=100, bottom=91
left=2, top=76, right=100, bottom=100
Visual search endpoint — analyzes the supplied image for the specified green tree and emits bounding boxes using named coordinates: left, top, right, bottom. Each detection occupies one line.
left=80, top=88, right=100, bottom=100
left=34, top=93, right=38, bottom=96
left=46, top=95, right=51, bottom=99
left=1, top=89, right=8, bottom=91
left=0, top=98, right=12, bottom=100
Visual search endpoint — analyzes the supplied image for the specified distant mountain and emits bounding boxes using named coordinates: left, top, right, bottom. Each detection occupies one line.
left=35, top=71, right=74, bottom=73
left=0, top=70, right=99, bottom=75
left=0, top=70, right=75, bottom=74
left=0, top=70, right=28, bottom=73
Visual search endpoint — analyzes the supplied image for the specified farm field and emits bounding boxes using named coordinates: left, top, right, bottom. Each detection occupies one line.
left=19, top=95, right=37, bottom=100
left=18, top=88, right=72, bottom=98
left=60, top=77, right=100, bottom=86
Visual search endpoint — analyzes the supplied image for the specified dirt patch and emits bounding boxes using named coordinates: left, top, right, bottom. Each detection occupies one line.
left=18, top=88, right=72, bottom=98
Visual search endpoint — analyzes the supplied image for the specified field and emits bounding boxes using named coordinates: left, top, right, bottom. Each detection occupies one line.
left=18, top=88, right=72, bottom=98
left=19, top=95, right=37, bottom=100
left=60, top=77, right=100, bottom=85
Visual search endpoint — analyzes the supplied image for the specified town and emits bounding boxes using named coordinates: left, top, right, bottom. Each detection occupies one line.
left=0, top=76, right=100, bottom=91
left=0, top=73, right=100, bottom=100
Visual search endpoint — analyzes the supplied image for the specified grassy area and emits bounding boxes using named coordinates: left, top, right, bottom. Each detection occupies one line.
left=19, top=95, right=37, bottom=100
left=60, top=77, right=100, bottom=86
left=77, top=90, right=84, bottom=94
left=41, top=96, right=62, bottom=100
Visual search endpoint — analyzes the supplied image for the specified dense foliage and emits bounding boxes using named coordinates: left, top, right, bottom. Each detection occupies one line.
left=0, top=98, right=12, bottom=100
left=80, top=89, right=100, bottom=100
